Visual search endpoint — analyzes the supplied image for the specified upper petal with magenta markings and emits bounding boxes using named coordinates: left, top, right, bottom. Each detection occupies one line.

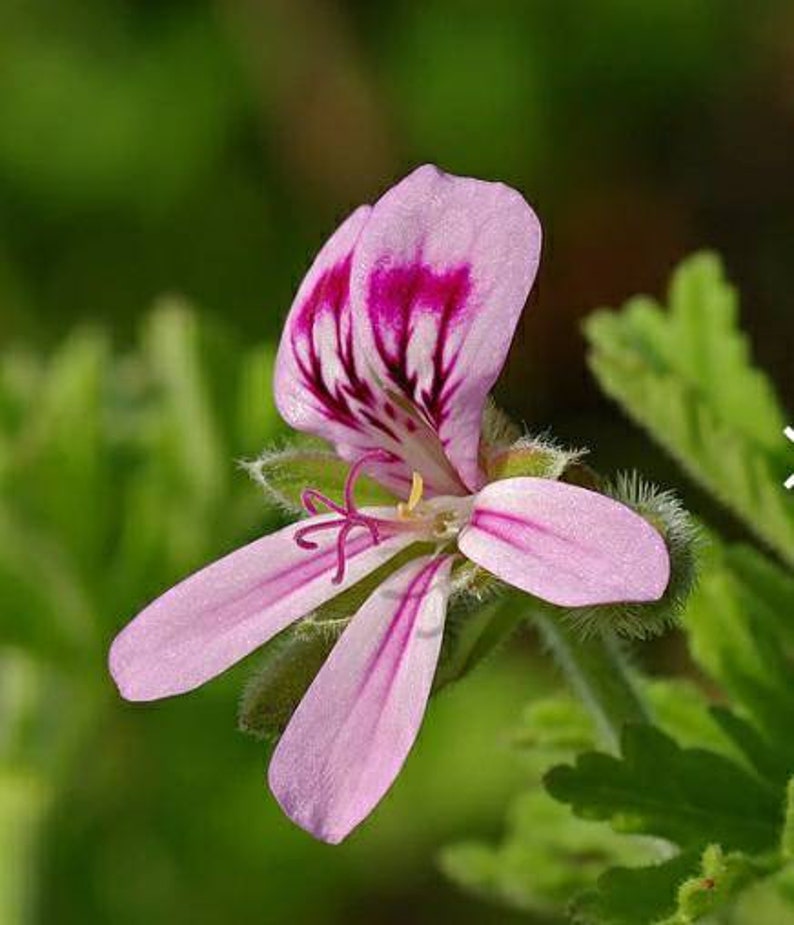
left=275, top=166, right=541, bottom=497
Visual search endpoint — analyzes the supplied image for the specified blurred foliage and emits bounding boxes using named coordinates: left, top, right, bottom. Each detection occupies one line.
left=0, top=300, right=280, bottom=921
left=0, top=302, right=541, bottom=925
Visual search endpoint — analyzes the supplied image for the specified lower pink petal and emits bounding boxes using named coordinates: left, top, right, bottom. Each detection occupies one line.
left=109, top=513, right=414, bottom=701
left=268, top=554, right=453, bottom=844
left=459, top=477, right=670, bottom=607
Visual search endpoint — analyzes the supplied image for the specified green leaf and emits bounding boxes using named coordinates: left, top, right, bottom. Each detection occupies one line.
left=584, top=251, right=794, bottom=566
left=710, top=706, right=791, bottom=789
left=515, top=681, right=731, bottom=762
left=575, top=844, right=772, bottom=925
left=545, top=724, right=782, bottom=853
left=572, top=847, right=701, bottom=925
left=722, top=543, right=794, bottom=650
left=683, top=537, right=794, bottom=765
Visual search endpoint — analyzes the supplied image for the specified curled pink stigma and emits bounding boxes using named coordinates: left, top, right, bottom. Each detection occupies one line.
left=293, top=450, right=392, bottom=584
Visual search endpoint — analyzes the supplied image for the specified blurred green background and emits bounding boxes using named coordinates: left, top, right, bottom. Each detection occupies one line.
left=1, top=1, right=793, bottom=923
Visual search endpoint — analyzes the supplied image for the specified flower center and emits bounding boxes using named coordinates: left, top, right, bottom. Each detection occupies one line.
left=292, top=452, right=472, bottom=585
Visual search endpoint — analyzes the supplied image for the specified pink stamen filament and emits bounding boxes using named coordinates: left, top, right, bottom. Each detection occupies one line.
left=293, top=449, right=393, bottom=584
left=300, top=488, right=347, bottom=517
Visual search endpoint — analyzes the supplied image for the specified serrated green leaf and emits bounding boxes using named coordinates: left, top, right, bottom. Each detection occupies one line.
left=584, top=251, right=794, bottom=565
left=545, top=724, right=781, bottom=853
left=709, top=707, right=791, bottom=789
left=572, top=847, right=701, bottom=925
left=575, top=843, right=772, bottom=925
left=683, top=536, right=794, bottom=766
left=723, top=543, right=794, bottom=650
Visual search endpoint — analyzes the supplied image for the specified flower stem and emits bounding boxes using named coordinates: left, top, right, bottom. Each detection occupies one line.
left=529, top=603, right=650, bottom=752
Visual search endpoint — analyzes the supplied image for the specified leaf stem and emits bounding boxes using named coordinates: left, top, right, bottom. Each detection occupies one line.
left=529, top=602, right=650, bottom=752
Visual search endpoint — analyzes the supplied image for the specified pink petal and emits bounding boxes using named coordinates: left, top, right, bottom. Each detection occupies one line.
left=459, top=478, right=670, bottom=607
left=109, top=512, right=415, bottom=701
left=274, top=166, right=541, bottom=497
left=268, top=554, right=453, bottom=844
left=350, top=165, right=541, bottom=493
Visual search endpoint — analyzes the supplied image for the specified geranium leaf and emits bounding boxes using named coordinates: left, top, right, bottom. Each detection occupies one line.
left=683, top=536, right=794, bottom=767
left=571, top=847, right=701, bottom=925
left=545, top=724, right=782, bottom=853
left=709, top=706, right=791, bottom=789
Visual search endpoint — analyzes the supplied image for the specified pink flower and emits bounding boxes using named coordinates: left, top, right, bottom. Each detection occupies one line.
left=109, top=165, right=670, bottom=844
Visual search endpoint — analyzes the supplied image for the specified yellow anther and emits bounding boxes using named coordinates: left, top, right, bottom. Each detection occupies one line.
left=397, top=472, right=424, bottom=518
left=407, top=471, right=424, bottom=510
